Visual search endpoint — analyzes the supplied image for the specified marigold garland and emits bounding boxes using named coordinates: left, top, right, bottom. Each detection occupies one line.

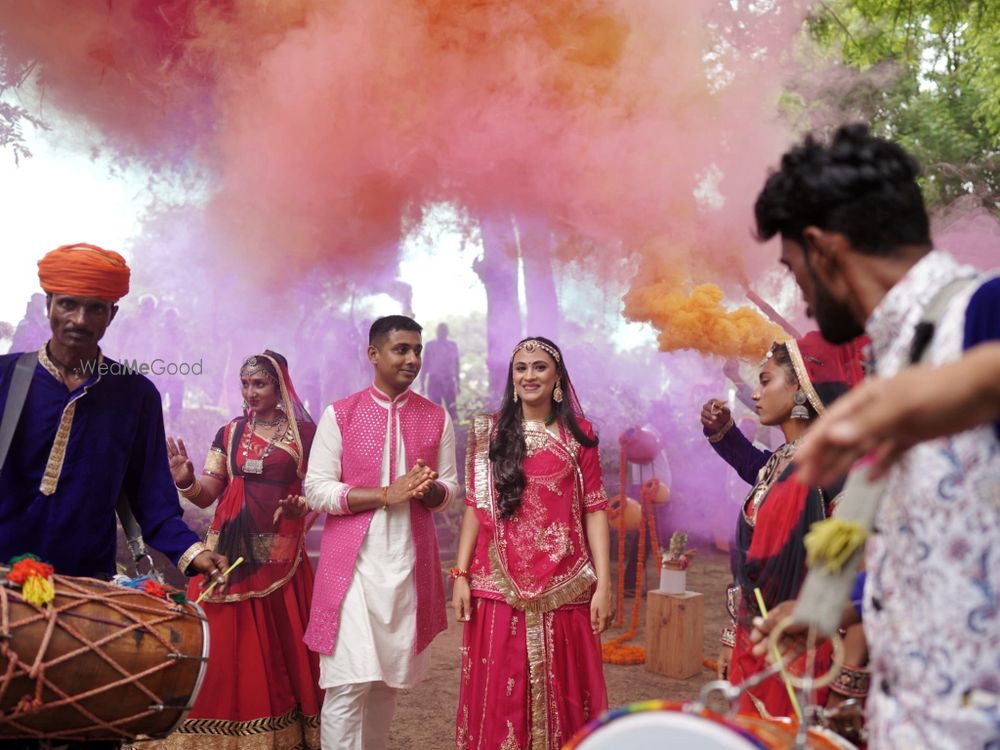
left=6, top=554, right=56, bottom=608
left=602, top=449, right=662, bottom=665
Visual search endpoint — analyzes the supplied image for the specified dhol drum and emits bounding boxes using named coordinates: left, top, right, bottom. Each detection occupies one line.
left=563, top=700, right=859, bottom=749
left=0, top=570, right=209, bottom=742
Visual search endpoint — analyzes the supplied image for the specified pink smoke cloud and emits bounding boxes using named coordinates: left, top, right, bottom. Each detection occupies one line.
left=3, top=0, right=813, bottom=346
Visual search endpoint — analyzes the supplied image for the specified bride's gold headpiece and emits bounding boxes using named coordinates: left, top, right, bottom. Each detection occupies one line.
left=511, top=339, right=561, bottom=362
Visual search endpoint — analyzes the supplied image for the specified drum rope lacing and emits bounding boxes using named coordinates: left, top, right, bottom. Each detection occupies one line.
left=0, top=574, right=203, bottom=740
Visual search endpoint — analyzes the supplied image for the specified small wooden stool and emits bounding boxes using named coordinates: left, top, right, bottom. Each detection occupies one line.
left=645, top=590, right=704, bottom=679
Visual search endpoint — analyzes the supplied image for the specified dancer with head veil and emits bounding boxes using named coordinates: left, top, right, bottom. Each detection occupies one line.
left=721, top=332, right=864, bottom=719
left=453, top=336, right=612, bottom=750
left=144, top=350, right=323, bottom=749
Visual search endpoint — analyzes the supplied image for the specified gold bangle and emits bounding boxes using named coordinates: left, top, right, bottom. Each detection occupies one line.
left=707, top=418, right=735, bottom=444
left=179, top=480, right=202, bottom=499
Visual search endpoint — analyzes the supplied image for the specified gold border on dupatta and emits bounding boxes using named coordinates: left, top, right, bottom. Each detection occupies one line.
left=785, top=338, right=825, bottom=415
left=525, top=609, right=550, bottom=750
left=261, top=353, right=305, bottom=478
left=471, top=414, right=493, bottom=513
left=488, top=543, right=596, bottom=615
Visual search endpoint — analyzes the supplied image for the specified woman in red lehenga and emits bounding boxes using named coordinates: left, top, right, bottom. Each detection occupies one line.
left=452, top=336, right=612, bottom=750
left=148, top=350, right=322, bottom=749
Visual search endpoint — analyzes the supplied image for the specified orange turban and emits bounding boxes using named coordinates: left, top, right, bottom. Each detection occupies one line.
left=37, top=243, right=131, bottom=302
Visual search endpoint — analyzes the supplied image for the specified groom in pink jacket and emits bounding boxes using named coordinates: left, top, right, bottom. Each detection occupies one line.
left=304, top=315, right=458, bottom=749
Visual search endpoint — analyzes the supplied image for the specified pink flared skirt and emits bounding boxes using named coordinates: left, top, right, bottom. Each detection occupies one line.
left=456, top=597, right=608, bottom=749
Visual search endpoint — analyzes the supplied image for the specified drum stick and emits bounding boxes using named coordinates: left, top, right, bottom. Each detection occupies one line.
left=753, top=587, right=803, bottom=722
left=195, top=556, right=245, bottom=605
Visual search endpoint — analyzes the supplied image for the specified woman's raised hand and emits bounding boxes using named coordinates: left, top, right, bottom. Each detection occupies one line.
left=166, top=436, right=195, bottom=488
left=700, top=399, right=731, bottom=433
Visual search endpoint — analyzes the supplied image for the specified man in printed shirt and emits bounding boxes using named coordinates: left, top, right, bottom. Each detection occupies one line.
left=752, top=124, right=999, bottom=749
left=304, top=314, right=458, bottom=750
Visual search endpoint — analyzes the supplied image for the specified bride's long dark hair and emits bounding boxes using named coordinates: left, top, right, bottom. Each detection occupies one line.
left=490, top=336, right=598, bottom=520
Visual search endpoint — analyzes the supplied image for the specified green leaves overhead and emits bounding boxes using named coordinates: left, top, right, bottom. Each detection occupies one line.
left=803, top=0, right=1000, bottom=210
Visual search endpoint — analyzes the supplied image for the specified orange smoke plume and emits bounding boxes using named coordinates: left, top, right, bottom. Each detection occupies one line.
left=624, top=267, right=785, bottom=359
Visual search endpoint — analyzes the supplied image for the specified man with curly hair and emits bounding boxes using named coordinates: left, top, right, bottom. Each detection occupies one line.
left=752, top=124, right=999, bottom=749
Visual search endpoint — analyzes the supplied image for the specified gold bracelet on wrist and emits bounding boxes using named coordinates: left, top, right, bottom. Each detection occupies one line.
left=179, top=480, right=202, bottom=499
left=707, top=419, right=735, bottom=444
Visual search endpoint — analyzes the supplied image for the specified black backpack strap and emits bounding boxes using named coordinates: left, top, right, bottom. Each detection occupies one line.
left=0, top=352, right=39, bottom=473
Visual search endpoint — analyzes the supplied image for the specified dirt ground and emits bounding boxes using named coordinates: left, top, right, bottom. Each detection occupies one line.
left=388, top=548, right=732, bottom=749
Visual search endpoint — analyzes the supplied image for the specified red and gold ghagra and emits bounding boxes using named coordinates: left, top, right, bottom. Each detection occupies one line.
left=127, top=707, right=319, bottom=750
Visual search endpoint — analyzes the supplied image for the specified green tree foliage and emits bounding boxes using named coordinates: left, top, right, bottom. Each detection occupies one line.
left=0, top=35, right=47, bottom=165
left=802, top=0, right=1000, bottom=210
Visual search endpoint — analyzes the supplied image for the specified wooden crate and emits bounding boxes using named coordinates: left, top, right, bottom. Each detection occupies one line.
left=645, top=590, right=704, bottom=679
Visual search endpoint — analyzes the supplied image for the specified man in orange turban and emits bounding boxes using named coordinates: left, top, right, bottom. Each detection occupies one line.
left=37, top=242, right=132, bottom=303
left=0, top=244, right=229, bottom=639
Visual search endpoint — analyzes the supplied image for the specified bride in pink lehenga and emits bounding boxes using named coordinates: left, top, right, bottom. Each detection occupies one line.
left=452, top=336, right=612, bottom=750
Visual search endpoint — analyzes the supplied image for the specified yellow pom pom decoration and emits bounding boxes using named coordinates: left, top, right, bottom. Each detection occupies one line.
left=21, top=574, right=56, bottom=608
left=804, top=518, right=868, bottom=573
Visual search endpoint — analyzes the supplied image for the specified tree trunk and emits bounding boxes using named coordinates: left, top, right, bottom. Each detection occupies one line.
left=515, top=215, right=561, bottom=342
left=475, top=216, right=523, bottom=405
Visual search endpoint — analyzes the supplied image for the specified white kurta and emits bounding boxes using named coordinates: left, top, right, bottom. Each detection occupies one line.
left=304, top=387, right=458, bottom=690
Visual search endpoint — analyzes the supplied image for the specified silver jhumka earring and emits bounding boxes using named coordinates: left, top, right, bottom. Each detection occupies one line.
left=790, top=390, right=810, bottom=420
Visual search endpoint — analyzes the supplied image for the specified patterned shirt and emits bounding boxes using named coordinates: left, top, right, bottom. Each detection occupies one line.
left=863, top=251, right=1000, bottom=749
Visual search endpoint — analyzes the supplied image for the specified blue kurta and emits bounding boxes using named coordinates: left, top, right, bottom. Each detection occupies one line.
left=0, top=348, right=200, bottom=578
left=706, top=423, right=771, bottom=486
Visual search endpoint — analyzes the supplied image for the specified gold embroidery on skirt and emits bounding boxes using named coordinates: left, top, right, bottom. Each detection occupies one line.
left=500, top=719, right=523, bottom=750
left=526, top=609, right=549, bottom=750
